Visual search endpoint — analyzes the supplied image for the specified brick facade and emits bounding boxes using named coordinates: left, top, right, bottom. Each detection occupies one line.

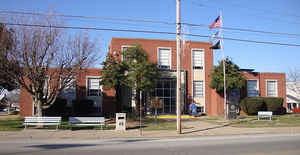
left=242, top=72, right=287, bottom=107
left=19, top=68, right=116, bottom=117
left=19, top=37, right=287, bottom=117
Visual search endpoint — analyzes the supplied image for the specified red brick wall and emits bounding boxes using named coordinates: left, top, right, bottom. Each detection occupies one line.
left=109, top=38, right=215, bottom=114
left=77, top=69, right=116, bottom=116
left=243, top=72, right=286, bottom=108
left=20, top=38, right=287, bottom=117
left=20, top=87, right=33, bottom=117
left=20, top=68, right=117, bottom=117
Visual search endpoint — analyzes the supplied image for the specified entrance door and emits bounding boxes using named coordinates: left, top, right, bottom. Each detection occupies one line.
left=153, top=79, right=176, bottom=113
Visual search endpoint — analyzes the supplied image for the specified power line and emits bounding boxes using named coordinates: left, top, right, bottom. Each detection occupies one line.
left=2, top=22, right=300, bottom=47
left=189, top=0, right=300, bottom=24
left=0, top=10, right=174, bottom=25
left=183, top=22, right=300, bottom=38
left=1, top=10, right=300, bottom=38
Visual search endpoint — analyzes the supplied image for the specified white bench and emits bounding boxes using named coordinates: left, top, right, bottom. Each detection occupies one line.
left=24, top=117, right=61, bottom=130
left=258, top=111, right=273, bottom=120
left=69, top=117, right=105, bottom=130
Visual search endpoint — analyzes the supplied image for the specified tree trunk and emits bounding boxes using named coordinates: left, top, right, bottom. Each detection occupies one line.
left=33, top=97, right=43, bottom=128
left=33, top=97, right=43, bottom=117
left=7, top=101, right=11, bottom=115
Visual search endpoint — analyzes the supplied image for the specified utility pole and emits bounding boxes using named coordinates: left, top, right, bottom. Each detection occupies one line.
left=176, top=0, right=182, bottom=134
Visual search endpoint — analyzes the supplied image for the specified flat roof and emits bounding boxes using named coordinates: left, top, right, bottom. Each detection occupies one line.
left=111, top=37, right=212, bottom=45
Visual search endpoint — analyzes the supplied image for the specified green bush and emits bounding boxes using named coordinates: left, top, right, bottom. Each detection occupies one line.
left=240, top=97, right=285, bottom=115
left=264, top=97, right=285, bottom=115
left=240, top=98, right=266, bottom=115
left=43, top=98, right=67, bottom=117
left=72, top=99, right=94, bottom=116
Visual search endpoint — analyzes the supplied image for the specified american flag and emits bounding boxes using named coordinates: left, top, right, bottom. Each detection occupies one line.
left=209, top=16, right=221, bottom=29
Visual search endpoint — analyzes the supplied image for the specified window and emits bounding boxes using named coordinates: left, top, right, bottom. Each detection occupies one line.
left=193, top=80, right=204, bottom=97
left=266, top=80, right=278, bottom=97
left=247, top=80, right=259, bottom=97
left=158, top=48, right=171, bottom=69
left=87, top=77, right=101, bottom=96
left=122, top=46, right=133, bottom=61
left=192, top=49, right=204, bottom=70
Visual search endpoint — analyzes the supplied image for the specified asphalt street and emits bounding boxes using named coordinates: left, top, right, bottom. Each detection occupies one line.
left=0, top=133, right=299, bottom=155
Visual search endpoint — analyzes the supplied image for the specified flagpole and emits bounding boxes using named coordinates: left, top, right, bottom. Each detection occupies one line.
left=220, top=11, right=227, bottom=120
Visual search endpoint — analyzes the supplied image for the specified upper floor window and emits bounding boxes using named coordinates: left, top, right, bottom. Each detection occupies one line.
left=193, top=80, right=204, bottom=98
left=87, top=77, right=101, bottom=96
left=266, top=80, right=278, bottom=97
left=247, top=80, right=259, bottom=97
left=158, top=48, right=171, bottom=69
left=192, top=49, right=204, bottom=70
left=122, top=45, right=133, bottom=61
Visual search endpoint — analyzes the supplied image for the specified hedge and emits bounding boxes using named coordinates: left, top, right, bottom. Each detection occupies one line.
left=263, top=97, right=285, bottom=115
left=43, top=97, right=67, bottom=117
left=240, top=97, right=285, bottom=115
left=72, top=99, right=94, bottom=116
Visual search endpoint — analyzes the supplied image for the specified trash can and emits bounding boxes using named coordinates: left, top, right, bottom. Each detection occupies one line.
left=116, top=113, right=126, bottom=131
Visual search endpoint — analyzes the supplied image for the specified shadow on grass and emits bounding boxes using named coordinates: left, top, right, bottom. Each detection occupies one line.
left=182, top=118, right=258, bottom=134
left=69, top=125, right=114, bottom=131
left=126, top=125, right=147, bottom=130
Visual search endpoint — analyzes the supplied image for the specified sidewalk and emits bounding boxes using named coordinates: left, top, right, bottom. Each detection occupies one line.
left=1, top=119, right=300, bottom=140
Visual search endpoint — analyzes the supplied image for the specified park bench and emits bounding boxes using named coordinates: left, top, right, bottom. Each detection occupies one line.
left=68, top=117, right=105, bottom=130
left=24, top=117, right=61, bottom=130
left=258, top=111, right=273, bottom=120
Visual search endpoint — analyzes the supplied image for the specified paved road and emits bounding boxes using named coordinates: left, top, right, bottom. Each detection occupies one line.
left=0, top=134, right=299, bottom=155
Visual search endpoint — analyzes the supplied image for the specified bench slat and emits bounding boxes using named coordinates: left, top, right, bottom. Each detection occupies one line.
left=69, top=117, right=105, bottom=130
left=24, top=117, right=61, bottom=130
left=258, top=111, right=272, bottom=120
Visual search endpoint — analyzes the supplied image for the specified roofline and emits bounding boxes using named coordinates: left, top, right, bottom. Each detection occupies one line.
left=111, top=37, right=212, bottom=45
left=242, top=71, right=286, bottom=75
left=258, top=72, right=286, bottom=74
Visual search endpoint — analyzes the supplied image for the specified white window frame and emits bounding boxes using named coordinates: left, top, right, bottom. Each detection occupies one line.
left=157, top=47, right=172, bottom=69
left=247, top=79, right=259, bottom=97
left=86, top=76, right=101, bottom=97
left=193, top=80, right=204, bottom=98
left=191, top=49, right=205, bottom=70
left=266, top=80, right=278, bottom=97
left=121, top=45, right=134, bottom=61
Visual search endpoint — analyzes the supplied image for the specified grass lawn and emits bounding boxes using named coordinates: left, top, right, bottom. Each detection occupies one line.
left=0, top=115, right=24, bottom=131
left=232, top=114, right=300, bottom=128
left=0, top=115, right=115, bottom=131
left=2, top=114, right=299, bottom=131
left=198, top=114, right=300, bottom=128
left=139, top=118, right=177, bottom=131
left=0, top=115, right=176, bottom=131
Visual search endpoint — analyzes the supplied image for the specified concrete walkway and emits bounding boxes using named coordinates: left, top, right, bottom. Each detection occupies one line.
left=1, top=119, right=300, bottom=140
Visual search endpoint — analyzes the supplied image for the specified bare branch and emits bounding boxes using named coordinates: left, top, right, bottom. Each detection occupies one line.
left=0, top=13, right=100, bottom=116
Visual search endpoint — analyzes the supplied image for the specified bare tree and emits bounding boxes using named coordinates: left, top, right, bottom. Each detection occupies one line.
left=0, top=15, right=99, bottom=117
left=287, top=67, right=300, bottom=95
left=287, top=67, right=300, bottom=82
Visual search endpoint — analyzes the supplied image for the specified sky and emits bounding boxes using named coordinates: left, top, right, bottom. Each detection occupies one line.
left=0, top=0, right=299, bottom=74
